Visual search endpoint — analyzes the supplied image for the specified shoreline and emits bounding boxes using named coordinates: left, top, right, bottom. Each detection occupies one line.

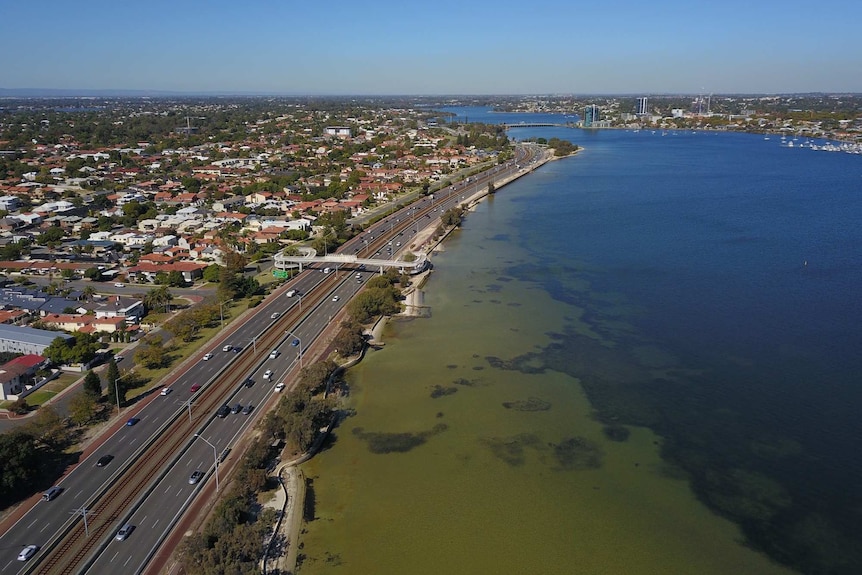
left=277, top=145, right=560, bottom=572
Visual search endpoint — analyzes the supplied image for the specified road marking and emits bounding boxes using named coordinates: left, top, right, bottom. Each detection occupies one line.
left=141, top=515, right=147, bottom=525
left=111, top=551, right=119, bottom=562
left=40, top=522, right=51, bottom=533
left=177, top=488, right=184, bottom=497
left=124, top=554, right=132, bottom=567
left=152, top=518, right=160, bottom=529
left=27, top=518, right=38, bottom=529
left=74, top=489, right=83, bottom=499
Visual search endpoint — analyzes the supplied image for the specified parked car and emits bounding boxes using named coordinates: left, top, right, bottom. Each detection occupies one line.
left=115, top=524, right=134, bottom=541
left=17, top=545, right=38, bottom=562
left=188, top=470, right=204, bottom=485
left=96, top=454, right=114, bottom=467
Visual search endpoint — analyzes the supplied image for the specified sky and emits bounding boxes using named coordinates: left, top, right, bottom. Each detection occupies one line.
left=2, top=0, right=861, bottom=95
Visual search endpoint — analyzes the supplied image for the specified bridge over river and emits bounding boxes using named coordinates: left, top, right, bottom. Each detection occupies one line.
left=502, top=122, right=574, bottom=129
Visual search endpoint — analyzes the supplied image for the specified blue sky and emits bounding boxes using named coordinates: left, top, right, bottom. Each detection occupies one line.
left=2, top=0, right=861, bottom=94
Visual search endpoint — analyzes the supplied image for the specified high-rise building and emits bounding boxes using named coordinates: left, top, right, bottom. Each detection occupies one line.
left=583, top=105, right=600, bottom=127
left=636, top=97, right=648, bottom=116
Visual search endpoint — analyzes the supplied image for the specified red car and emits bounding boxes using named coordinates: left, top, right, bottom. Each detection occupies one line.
left=190, top=384, right=201, bottom=393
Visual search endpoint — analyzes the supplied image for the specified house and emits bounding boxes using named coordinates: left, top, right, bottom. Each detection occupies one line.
left=0, top=324, right=73, bottom=356
left=0, top=354, right=48, bottom=401
left=76, top=295, right=145, bottom=324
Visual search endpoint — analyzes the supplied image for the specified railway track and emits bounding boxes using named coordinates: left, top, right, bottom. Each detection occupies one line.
left=33, top=287, right=331, bottom=575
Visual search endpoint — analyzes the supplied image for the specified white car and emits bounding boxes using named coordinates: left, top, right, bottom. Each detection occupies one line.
left=263, top=369, right=273, bottom=380
left=202, top=353, right=213, bottom=361
left=269, top=350, right=279, bottom=359
left=222, top=344, right=233, bottom=352
left=274, top=382, right=285, bottom=392
left=332, top=295, right=340, bottom=302
left=18, top=545, right=38, bottom=562
left=270, top=312, right=280, bottom=319
left=160, top=387, right=172, bottom=396
left=114, top=282, right=125, bottom=288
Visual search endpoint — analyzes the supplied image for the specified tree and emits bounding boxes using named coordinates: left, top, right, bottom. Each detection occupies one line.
left=202, top=264, right=222, bottom=283
left=83, top=369, right=102, bottom=397
left=144, top=285, right=172, bottom=313
left=0, top=430, right=41, bottom=505
left=69, top=391, right=98, bottom=426
left=135, top=338, right=169, bottom=369
left=84, top=267, right=104, bottom=281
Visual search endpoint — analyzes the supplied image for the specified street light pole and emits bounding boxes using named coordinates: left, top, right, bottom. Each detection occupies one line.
left=194, top=434, right=219, bottom=493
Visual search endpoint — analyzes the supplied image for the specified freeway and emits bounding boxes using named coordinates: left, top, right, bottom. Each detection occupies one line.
left=0, top=143, right=546, bottom=574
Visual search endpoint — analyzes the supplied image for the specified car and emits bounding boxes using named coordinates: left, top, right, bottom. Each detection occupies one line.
left=231, top=403, right=242, bottom=414
left=242, top=404, right=254, bottom=415
left=263, top=369, right=273, bottom=380
left=274, top=382, right=285, bottom=392
left=290, top=339, right=300, bottom=347
left=222, top=344, right=233, bottom=352
left=125, top=417, right=139, bottom=426
left=115, top=524, right=134, bottom=541
left=114, top=282, right=125, bottom=288
left=160, top=387, right=172, bottom=396
left=216, top=405, right=230, bottom=418
left=270, top=312, right=280, bottom=319
left=202, top=352, right=213, bottom=361
left=356, top=273, right=362, bottom=279
left=188, top=470, right=205, bottom=485
left=286, top=289, right=297, bottom=297
left=190, top=384, right=202, bottom=393
left=42, top=486, right=62, bottom=501
left=332, top=295, right=340, bottom=302
left=269, top=349, right=279, bottom=359
left=115, top=355, right=124, bottom=362
left=96, top=454, right=114, bottom=467
left=244, top=378, right=254, bottom=388
left=17, top=544, right=38, bottom=562
left=219, top=448, right=231, bottom=462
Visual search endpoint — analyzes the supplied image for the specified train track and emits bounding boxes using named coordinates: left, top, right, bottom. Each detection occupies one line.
left=33, top=287, right=331, bottom=575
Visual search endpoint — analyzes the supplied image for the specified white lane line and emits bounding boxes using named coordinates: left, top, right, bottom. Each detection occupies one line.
left=124, top=554, right=132, bottom=567
left=74, top=489, right=83, bottom=499
left=177, top=488, right=184, bottom=497
left=27, top=518, right=38, bottom=529
left=111, top=550, right=119, bottom=562
left=40, top=522, right=51, bottom=533
left=152, top=518, right=160, bottom=529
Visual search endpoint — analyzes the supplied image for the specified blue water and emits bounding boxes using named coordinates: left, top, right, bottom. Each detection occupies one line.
left=432, top=109, right=862, bottom=572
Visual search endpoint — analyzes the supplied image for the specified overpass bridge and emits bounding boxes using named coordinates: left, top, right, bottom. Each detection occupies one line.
left=502, top=122, right=571, bottom=129
left=273, top=249, right=429, bottom=275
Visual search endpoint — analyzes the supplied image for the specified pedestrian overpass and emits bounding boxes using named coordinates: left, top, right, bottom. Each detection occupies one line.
left=273, top=248, right=429, bottom=275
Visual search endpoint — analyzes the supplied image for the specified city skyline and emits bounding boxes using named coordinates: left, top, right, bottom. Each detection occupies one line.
left=2, top=0, right=861, bottom=95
